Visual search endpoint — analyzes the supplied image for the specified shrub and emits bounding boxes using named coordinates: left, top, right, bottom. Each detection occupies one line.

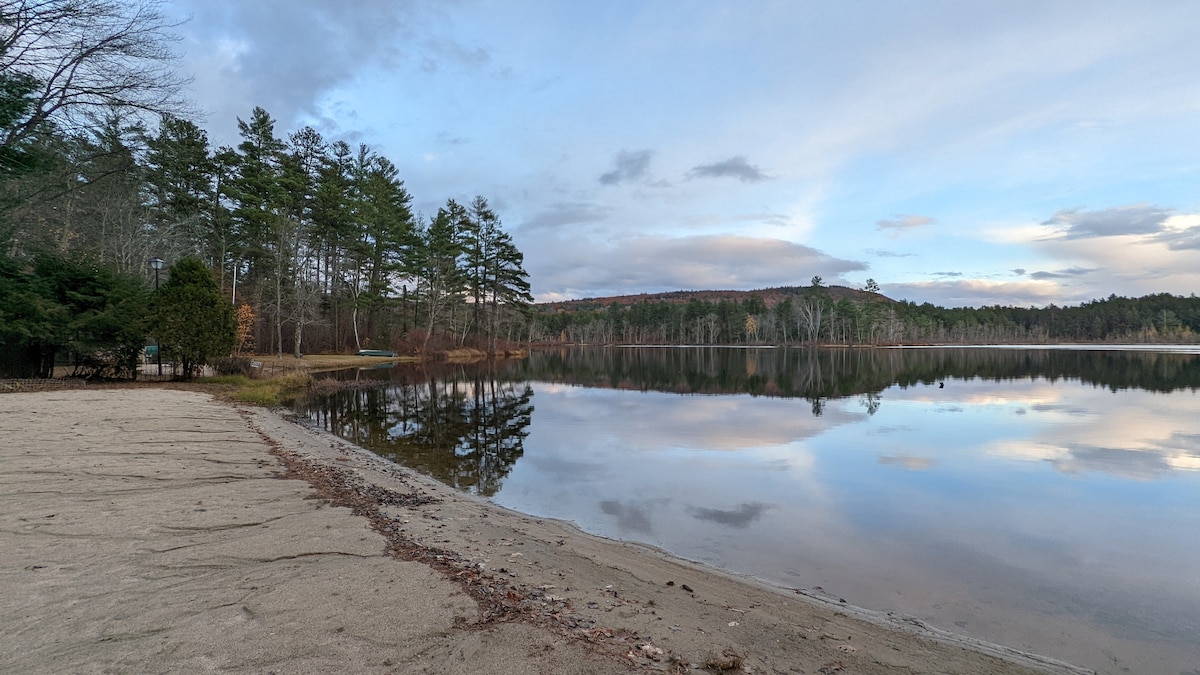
left=211, top=356, right=253, bottom=376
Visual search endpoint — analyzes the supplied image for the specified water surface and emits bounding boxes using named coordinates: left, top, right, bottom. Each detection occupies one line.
left=298, top=347, right=1200, bottom=674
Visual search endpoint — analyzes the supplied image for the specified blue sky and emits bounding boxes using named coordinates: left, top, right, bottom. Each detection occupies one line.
left=166, top=0, right=1200, bottom=307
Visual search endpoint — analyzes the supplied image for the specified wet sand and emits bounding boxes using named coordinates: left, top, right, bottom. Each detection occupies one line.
left=1, top=388, right=1091, bottom=674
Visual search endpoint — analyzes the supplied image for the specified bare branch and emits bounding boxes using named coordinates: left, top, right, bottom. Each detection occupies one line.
left=1, top=0, right=192, bottom=149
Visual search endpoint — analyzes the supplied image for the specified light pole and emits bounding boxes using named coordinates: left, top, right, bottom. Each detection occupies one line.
left=149, top=257, right=164, bottom=376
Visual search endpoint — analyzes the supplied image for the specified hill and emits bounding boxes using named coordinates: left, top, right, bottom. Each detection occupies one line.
left=536, top=285, right=891, bottom=312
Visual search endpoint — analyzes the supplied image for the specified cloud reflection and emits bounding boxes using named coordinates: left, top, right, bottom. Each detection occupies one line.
left=878, top=455, right=936, bottom=471
left=687, top=502, right=771, bottom=528
left=885, top=378, right=1200, bottom=478
left=1051, top=444, right=1176, bottom=480
left=535, top=385, right=859, bottom=453
left=599, top=499, right=660, bottom=535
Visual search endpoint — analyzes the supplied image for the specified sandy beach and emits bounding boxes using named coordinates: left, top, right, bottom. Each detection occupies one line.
left=0, top=388, right=1090, bottom=674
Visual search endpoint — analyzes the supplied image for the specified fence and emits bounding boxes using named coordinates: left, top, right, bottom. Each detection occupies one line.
left=0, top=378, right=88, bottom=393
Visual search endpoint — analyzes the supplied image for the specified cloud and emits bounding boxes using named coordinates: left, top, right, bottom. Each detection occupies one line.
left=867, top=249, right=917, bottom=258
left=435, top=131, right=470, bottom=146
left=520, top=202, right=611, bottom=232
left=171, top=0, right=458, bottom=143
left=876, top=214, right=936, bottom=234
left=1023, top=208, right=1200, bottom=302
left=1012, top=268, right=1027, bottom=276
left=933, top=271, right=963, bottom=278
left=1043, top=204, right=1172, bottom=239
left=1155, top=214, right=1200, bottom=251
left=420, top=37, right=491, bottom=73
left=525, top=234, right=866, bottom=299
left=1029, top=267, right=1094, bottom=280
left=1157, top=230, right=1200, bottom=251
left=599, top=149, right=653, bottom=185
left=687, top=156, right=768, bottom=182
left=885, top=279, right=1064, bottom=308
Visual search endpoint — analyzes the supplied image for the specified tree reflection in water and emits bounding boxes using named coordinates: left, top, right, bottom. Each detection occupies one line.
left=522, top=345, right=1200, bottom=412
left=300, top=346, right=1200, bottom=492
left=303, top=364, right=533, bottom=496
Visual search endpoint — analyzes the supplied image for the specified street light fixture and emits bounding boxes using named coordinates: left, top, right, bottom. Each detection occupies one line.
left=149, top=258, right=164, bottom=376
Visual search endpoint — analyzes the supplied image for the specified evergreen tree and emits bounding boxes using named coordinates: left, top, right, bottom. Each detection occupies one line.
left=352, top=148, right=415, bottom=343
left=484, top=227, right=532, bottom=349
left=0, top=252, right=63, bottom=377
left=278, top=125, right=326, bottom=356
left=228, top=106, right=285, bottom=352
left=72, top=112, right=154, bottom=273
left=0, top=252, right=147, bottom=378
left=144, top=115, right=215, bottom=267
left=416, top=205, right=467, bottom=348
left=458, top=195, right=531, bottom=350
left=0, top=46, right=40, bottom=178
left=149, top=257, right=235, bottom=379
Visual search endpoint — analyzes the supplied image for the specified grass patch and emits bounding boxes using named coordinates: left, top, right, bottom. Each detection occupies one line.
left=197, top=375, right=254, bottom=386
left=195, top=372, right=312, bottom=405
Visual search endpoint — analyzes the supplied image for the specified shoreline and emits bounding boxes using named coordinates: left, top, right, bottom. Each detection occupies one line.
left=2, top=388, right=1088, bottom=674
left=265, top=405, right=1092, bottom=675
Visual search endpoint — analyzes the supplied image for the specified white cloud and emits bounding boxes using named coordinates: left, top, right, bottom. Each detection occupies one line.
left=877, top=215, right=936, bottom=235
left=523, top=234, right=866, bottom=300
left=886, top=279, right=1063, bottom=307
left=1043, top=204, right=1172, bottom=239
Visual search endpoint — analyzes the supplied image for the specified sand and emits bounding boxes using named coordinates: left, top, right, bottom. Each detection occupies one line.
left=0, top=388, right=1092, bottom=674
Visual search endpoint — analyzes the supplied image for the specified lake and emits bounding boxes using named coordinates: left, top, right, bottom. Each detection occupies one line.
left=297, top=346, right=1200, bottom=674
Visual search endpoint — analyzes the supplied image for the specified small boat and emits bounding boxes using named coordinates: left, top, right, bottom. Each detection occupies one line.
left=355, top=349, right=398, bottom=357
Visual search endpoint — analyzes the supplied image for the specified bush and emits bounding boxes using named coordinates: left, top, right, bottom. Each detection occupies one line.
left=211, top=356, right=253, bottom=376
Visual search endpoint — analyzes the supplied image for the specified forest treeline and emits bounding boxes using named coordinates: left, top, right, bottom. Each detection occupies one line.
left=531, top=283, right=1200, bottom=346
left=2, top=0, right=532, bottom=377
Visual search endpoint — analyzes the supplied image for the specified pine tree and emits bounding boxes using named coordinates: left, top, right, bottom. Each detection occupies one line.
left=144, top=115, right=215, bottom=268
left=416, top=205, right=467, bottom=348
left=228, top=107, right=285, bottom=352
left=352, top=148, right=415, bottom=343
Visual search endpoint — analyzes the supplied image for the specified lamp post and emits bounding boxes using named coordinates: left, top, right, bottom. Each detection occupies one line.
left=149, top=257, right=164, bottom=376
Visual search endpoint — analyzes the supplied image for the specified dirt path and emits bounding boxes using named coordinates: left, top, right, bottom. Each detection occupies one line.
left=0, top=388, right=1089, bottom=674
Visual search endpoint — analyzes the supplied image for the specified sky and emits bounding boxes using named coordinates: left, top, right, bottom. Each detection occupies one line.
left=163, top=0, right=1200, bottom=307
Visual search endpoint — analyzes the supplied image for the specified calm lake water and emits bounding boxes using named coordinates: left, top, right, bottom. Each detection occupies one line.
left=297, top=346, right=1200, bottom=674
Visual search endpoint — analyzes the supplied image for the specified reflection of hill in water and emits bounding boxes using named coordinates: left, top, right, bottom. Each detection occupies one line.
left=516, top=347, right=1200, bottom=399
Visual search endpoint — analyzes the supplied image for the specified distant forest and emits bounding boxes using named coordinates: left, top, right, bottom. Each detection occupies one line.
left=531, top=282, right=1200, bottom=346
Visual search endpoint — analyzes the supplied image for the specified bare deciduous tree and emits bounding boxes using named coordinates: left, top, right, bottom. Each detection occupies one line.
left=0, top=0, right=191, bottom=150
